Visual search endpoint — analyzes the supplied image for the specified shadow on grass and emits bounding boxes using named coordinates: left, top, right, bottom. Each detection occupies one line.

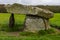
left=50, top=24, right=60, bottom=29
left=0, top=24, right=24, bottom=32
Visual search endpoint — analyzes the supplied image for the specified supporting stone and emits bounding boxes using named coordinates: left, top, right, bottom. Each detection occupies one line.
left=42, top=18, right=50, bottom=31
left=24, top=15, right=50, bottom=32
left=9, top=13, right=15, bottom=28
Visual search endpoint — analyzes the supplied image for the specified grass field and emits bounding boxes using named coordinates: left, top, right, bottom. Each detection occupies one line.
left=0, top=13, right=25, bottom=24
left=50, top=13, right=60, bottom=29
left=0, top=13, right=26, bottom=31
left=0, top=13, right=60, bottom=40
left=0, top=30, right=60, bottom=40
left=0, top=31, right=60, bottom=40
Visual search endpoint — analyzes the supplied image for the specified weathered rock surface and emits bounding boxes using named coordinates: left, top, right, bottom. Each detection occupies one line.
left=5, top=3, right=54, bottom=18
left=24, top=15, right=50, bottom=32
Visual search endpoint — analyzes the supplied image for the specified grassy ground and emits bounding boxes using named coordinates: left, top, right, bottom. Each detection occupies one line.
left=0, top=32, right=60, bottom=40
left=50, top=13, right=60, bottom=28
left=0, top=13, right=25, bottom=24
left=0, top=13, right=60, bottom=40
left=0, top=13, right=26, bottom=31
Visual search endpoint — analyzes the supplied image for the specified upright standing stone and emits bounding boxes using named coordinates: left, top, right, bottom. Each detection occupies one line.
left=9, top=13, right=15, bottom=28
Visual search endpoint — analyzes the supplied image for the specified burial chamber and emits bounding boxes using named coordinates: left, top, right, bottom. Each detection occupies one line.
left=5, top=3, right=54, bottom=32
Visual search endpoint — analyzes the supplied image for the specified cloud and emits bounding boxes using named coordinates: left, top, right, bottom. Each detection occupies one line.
left=21, top=0, right=60, bottom=5
left=0, top=0, right=20, bottom=4
left=0, top=0, right=60, bottom=5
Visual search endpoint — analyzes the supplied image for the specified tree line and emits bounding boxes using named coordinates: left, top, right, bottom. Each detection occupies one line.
left=36, top=5, right=60, bottom=13
left=0, top=4, right=60, bottom=13
left=0, top=4, right=7, bottom=13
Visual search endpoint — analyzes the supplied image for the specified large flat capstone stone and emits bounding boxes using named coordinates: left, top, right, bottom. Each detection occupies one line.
left=5, top=3, right=54, bottom=18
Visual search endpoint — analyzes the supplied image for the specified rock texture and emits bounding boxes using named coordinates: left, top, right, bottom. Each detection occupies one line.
left=24, top=15, right=45, bottom=32
left=5, top=3, right=53, bottom=18
left=24, top=15, right=50, bottom=32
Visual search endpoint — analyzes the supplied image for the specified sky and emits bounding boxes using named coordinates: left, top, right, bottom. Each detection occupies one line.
left=0, top=0, right=60, bottom=5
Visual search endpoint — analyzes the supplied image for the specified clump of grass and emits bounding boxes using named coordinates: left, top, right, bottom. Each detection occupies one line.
left=38, top=28, right=56, bottom=35
left=46, top=28, right=56, bottom=34
left=38, top=30, right=47, bottom=35
left=20, top=28, right=56, bottom=36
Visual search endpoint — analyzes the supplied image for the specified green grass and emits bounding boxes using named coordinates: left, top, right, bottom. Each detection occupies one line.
left=0, top=31, right=60, bottom=40
left=0, top=13, right=60, bottom=40
left=0, top=33, right=60, bottom=40
left=0, top=13, right=26, bottom=24
left=50, top=13, right=60, bottom=28
left=0, top=13, right=26, bottom=31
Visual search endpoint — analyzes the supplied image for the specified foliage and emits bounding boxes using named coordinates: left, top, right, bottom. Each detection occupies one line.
left=0, top=4, right=7, bottom=13
left=36, top=5, right=60, bottom=13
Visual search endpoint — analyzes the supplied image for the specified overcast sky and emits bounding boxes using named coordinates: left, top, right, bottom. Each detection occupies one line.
left=0, top=0, right=60, bottom=5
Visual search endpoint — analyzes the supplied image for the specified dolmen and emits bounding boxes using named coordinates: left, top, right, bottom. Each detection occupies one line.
left=5, top=3, right=54, bottom=32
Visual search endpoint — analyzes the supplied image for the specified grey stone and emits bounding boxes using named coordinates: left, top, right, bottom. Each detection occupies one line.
left=5, top=3, right=54, bottom=18
left=24, top=15, right=50, bottom=32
